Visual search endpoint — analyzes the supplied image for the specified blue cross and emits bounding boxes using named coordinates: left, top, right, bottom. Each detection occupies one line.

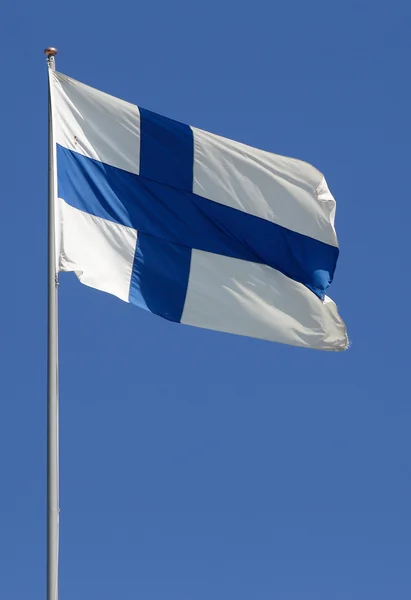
left=57, top=108, right=338, bottom=322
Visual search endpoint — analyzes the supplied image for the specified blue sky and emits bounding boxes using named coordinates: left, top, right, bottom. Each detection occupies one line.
left=1, top=0, right=411, bottom=598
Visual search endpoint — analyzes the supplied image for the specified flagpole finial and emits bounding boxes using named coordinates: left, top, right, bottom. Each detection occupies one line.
left=45, top=48, right=57, bottom=71
left=44, top=47, right=58, bottom=57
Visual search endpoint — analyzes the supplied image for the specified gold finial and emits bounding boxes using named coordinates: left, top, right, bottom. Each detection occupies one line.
left=44, top=47, right=58, bottom=57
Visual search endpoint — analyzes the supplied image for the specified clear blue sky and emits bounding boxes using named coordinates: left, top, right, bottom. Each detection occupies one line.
left=1, top=0, right=410, bottom=598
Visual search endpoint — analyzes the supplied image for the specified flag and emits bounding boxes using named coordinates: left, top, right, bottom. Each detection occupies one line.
left=49, top=70, right=348, bottom=350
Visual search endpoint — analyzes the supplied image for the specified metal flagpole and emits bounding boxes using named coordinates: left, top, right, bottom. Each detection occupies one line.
left=45, top=46, right=59, bottom=600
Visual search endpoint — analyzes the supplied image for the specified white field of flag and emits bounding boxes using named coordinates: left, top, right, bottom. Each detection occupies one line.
left=49, top=70, right=348, bottom=351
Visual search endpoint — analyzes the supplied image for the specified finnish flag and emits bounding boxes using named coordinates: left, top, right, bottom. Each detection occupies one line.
left=50, top=70, right=348, bottom=351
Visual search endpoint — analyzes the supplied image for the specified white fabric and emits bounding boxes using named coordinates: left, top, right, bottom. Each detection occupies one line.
left=50, top=71, right=141, bottom=175
left=181, top=250, right=347, bottom=350
left=192, top=127, right=338, bottom=247
left=51, top=71, right=347, bottom=350
left=58, top=199, right=137, bottom=302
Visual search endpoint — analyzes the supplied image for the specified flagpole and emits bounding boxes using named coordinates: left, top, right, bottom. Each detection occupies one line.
left=45, top=46, right=59, bottom=600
